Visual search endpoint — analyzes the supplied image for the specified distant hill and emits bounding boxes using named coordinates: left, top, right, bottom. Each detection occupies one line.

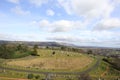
left=0, top=40, right=120, bottom=57
left=0, top=40, right=76, bottom=47
left=0, top=40, right=119, bottom=49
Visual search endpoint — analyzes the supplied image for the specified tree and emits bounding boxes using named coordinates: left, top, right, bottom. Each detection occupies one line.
left=61, top=46, right=66, bottom=50
left=0, top=44, right=14, bottom=59
left=87, top=50, right=93, bottom=54
left=17, top=44, right=22, bottom=51
left=0, top=43, right=33, bottom=59
left=52, top=51, right=55, bottom=55
left=16, top=44, right=28, bottom=52
left=31, top=45, right=39, bottom=56
left=34, top=45, right=38, bottom=50
left=46, top=46, right=49, bottom=49
left=31, top=49, right=39, bottom=56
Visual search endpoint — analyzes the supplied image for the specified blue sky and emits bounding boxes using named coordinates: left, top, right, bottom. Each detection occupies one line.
left=0, top=0, right=120, bottom=48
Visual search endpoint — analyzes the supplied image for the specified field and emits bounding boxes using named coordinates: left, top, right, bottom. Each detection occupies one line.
left=90, top=59, right=120, bottom=80
left=0, top=48, right=119, bottom=80
left=5, top=49, right=94, bottom=72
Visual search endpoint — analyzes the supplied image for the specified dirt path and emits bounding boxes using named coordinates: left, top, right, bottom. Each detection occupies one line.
left=0, top=76, right=28, bottom=80
left=101, top=66, right=109, bottom=77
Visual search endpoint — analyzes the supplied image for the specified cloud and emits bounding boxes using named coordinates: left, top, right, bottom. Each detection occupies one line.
left=47, top=30, right=120, bottom=47
left=0, top=33, right=20, bottom=41
left=11, top=6, right=30, bottom=15
left=0, top=33, right=42, bottom=41
left=94, top=18, right=120, bottom=30
left=29, top=0, right=48, bottom=7
left=46, top=9, right=55, bottom=16
left=58, top=0, right=114, bottom=19
left=38, top=19, right=86, bottom=32
left=48, top=36, right=77, bottom=42
left=7, top=0, right=20, bottom=4
left=48, top=31, right=111, bottom=42
left=113, top=0, right=120, bottom=4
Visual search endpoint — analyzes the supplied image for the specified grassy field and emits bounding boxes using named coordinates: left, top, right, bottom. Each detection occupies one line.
left=0, top=69, right=46, bottom=80
left=90, top=59, right=120, bottom=80
left=5, top=49, right=94, bottom=72
left=0, top=49, right=119, bottom=80
left=0, top=49, right=95, bottom=80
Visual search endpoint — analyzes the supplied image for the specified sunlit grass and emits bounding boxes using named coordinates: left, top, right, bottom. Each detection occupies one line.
left=6, top=49, right=94, bottom=72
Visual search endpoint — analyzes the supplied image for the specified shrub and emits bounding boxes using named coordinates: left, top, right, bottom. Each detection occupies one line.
left=27, top=73, right=34, bottom=79
left=35, top=75, right=40, bottom=79
left=52, top=51, right=55, bottom=55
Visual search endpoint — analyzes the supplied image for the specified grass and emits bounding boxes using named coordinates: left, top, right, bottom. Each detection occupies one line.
left=4, top=49, right=94, bottom=72
left=89, top=59, right=120, bottom=80
left=0, top=49, right=97, bottom=80
left=0, top=69, right=47, bottom=80
left=0, top=70, right=27, bottom=79
left=1, top=49, right=119, bottom=80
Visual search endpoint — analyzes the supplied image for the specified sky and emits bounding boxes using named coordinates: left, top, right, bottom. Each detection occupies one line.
left=0, top=0, right=120, bottom=48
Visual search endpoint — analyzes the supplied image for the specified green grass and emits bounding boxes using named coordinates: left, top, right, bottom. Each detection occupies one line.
left=2, top=49, right=95, bottom=72
left=37, top=49, right=83, bottom=58
left=1, top=53, right=119, bottom=80
left=0, top=69, right=46, bottom=80
left=0, top=70, right=27, bottom=79
left=0, top=49, right=97, bottom=80
left=89, top=59, right=120, bottom=80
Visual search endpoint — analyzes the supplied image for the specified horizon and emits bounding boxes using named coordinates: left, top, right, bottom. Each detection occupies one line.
left=0, top=0, right=120, bottom=48
left=0, top=39, right=120, bottom=48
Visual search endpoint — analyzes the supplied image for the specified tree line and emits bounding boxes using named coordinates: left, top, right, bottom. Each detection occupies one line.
left=0, top=44, right=39, bottom=59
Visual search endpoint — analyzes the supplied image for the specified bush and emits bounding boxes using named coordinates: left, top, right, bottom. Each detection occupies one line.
left=67, top=55, right=69, bottom=56
left=35, top=75, right=40, bottom=79
left=31, top=50, right=39, bottom=56
left=52, top=51, right=55, bottom=55
left=27, top=73, right=34, bottom=79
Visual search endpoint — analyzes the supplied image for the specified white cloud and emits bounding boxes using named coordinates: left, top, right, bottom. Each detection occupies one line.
left=39, top=20, right=50, bottom=27
left=46, top=9, right=55, bottom=16
left=38, top=19, right=86, bottom=32
left=7, top=0, right=20, bottom=4
left=48, top=35, right=78, bottom=42
left=47, top=30, right=120, bottom=47
left=11, top=6, right=30, bottom=15
left=113, top=0, right=120, bottom=4
left=94, top=18, right=120, bottom=30
left=0, top=33, right=21, bottom=41
left=58, top=0, right=114, bottom=19
left=29, top=0, right=48, bottom=7
left=0, top=33, right=43, bottom=41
